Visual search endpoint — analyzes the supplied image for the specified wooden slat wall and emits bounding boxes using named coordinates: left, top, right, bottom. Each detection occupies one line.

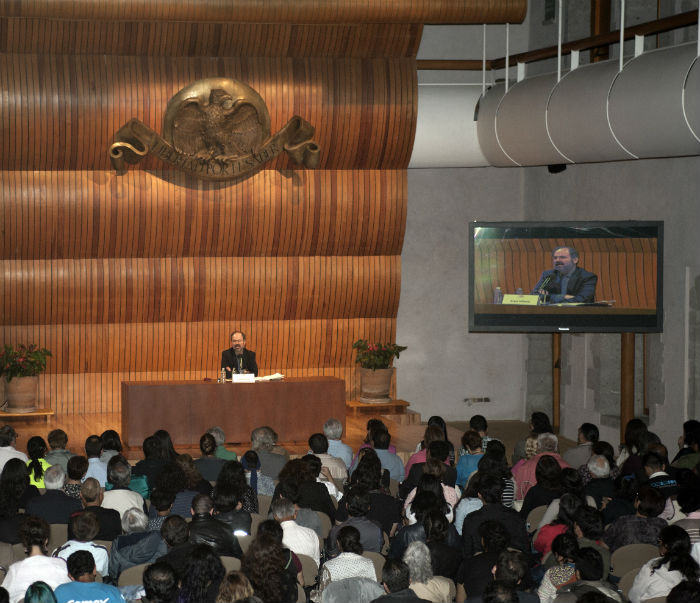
left=0, top=55, right=416, bottom=171
left=473, top=238, right=658, bottom=307
left=0, top=20, right=415, bottom=415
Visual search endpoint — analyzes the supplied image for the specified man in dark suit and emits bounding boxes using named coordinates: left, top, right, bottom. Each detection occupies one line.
left=220, top=330, right=258, bottom=377
left=67, top=477, right=122, bottom=541
left=26, top=465, right=82, bottom=524
left=531, top=246, right=597, bottom=303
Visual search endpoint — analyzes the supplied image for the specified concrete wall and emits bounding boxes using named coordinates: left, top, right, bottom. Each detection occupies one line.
left=396, top=168, right=529, bottom=423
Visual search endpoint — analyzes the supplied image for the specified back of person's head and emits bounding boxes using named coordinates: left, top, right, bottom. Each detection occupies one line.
left=667, top=580, right=700, bottom=603
left=121, top=507, right=148, bottom=534
left=71, top=511, right=99, bottom=542
left=494, top=550, right=529, bottom=586
left=143, top=561, right=178, bottom=603
left=47, top=429, right=68, bottom=450
left=482, top=580, right=518, bottom=603
left=191, top=493, right=213, bottom=515
left=677, top=485, right=700, bottom=515
left=556, top=492, right=583, bottom=528
left=423, top=426, right=444, bottom=449
left=402, top=541, right=433, bottom=584
left=373, top=429, right=391, bottom=450
left=410, top=491, right=440, bottom=524
left=250, top=426, right=276, bottom=451
left=22, top=581, right=56, bottom=603
left=207, top=426, right=226, bottom=447
left=423, top=508, right=449, bottom=543
left=560, top=467, right=583, bottom=494
left=308, top=433, right=329, bottom=454
left=427, top=416, right=448, bottom=439
left=579, top=423, right=599, bottom=444
left=535, top=454, right=562, bottom=490
left=655, top=525, right=700, bottom=580
left=142, top=435, right=161, bottom=459
left=536, top=432, right=559, bottom=454
left=212, top=485, right=239, bottom=513
left=576, top=593, right=613, bottom=603
left=479, top=520, right=510, bottom=554
left=216, top=570, right=254, bottom=603
left=427, top=440, right=450, bottom=463
left=161, top=515, right=189, bottom=547
left=642, top=450, right=666, bottom=473
left=574, top=547, right=604, bottom=581
left=302, top=453, right=322, bottom=477
left=66, top=550, right=96, bottom=581
left=19, top=515, right=50, bottom=550
left=591, top=441, right=616, bottom=465
left=150, top=488, right=176, bottom=513
left=256, top=518, right=284, bottom=544
left=382, top=558, right=411, bottom=593
left=80, top=477, right=101, bottom=504
left=531, top=412, right=553, bottom=434
left=271, top=497, right=296, bottom=521
left=640, top=432, right=663, bottom=456
left=0, top=425, right=17, bottom=447
left=346, top=486, right=371, bottom=518
left=483, top=439, right=507, bottom=462
left=84, top=435, right=102, bottom=458
left=106, top=455, right=131, bottom=488
left=199, top=433, right=217, bottom=456
left=551, top=532, right=579, bottom=563
left=43, top=465, right=66, bottom=490
left=180, top=544, right=225, bottom=603
left=682, top=420, right=700, bottom=447
left=66, top=455, right=89, bottom=481
left=636, top=483, right=667, bottom=517
left=587, top=455, right=611, bottom=479
left=323, top=418, right=343, bottom=441
left=624, top=418, right=648, bottom=452
left=100, top=429, right=122, bottom=452
left=27, top=436, right=47, bottom=461
left=478, top=474, right=504, bottom=504
left=462, top=430, right=482, bottom=453
left=352, top=449, right=382, bottom=491
left=574, top=506, right=604, bottom=540
left=337, top=525, right=363, bottom=555
left=242, top=449, right=260, bottom=470
left=524, top=435, right=539, bottom=460
left=470, top=414, right=488, bottom=433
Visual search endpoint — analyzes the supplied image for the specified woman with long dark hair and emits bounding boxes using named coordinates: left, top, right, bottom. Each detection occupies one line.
left=216, top=460, right=258, bottom=514
left=178, top=544, right=225, bottom=603
left=533, top=492, right=583, bottom=556
left=628, top=525, right=700, bottom=603
left=99, top=429, right=123, bottom=464
left=152, top=429, right=178, bottom=463
left=271, top=458, right=335, bottom=522
left=241, top=533, right=298, bottom=603
left=0, top=459, right=40, bottom=543
left=477, top=443, right=516, bottom=508
left=26, top=436, right=49, bottom=488
left=616, top=417, right=648, bottom=473
left=518, top=454, right=564, bottom=518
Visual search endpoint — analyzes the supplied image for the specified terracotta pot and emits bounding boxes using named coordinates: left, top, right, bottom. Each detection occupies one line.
left=359, top=367, right=394, bottom=403
left=2, top=376, right=39, bottom=413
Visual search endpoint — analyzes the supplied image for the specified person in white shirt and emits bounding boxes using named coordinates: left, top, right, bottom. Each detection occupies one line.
left=0, top=425, right=28, bottom=474
left=53, top=511, right=109, bottom=577
left=82, top=435, right=108, bottom=487
left=272, top=497, right=321, bottom=566
left=101, top=456, right=145, bottom=520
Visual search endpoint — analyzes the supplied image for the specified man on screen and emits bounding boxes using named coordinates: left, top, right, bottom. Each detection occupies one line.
left=531, top=246, right=597, bottom=303
left=221, top=330, right=258, bottom=377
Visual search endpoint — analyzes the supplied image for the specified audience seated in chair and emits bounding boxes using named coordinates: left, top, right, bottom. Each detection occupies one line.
left=108, top=507, right=166, bottom=583
left=67, top=478, right=122, bottom=542
left=54, top=549, right=123, bottom=603
left=53, top=511, right=109, bottom=577
left=25, top=465, right=82, bottom=525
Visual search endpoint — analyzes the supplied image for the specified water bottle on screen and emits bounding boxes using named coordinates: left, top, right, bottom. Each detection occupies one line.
left=493, top=286, right=504, bottom=304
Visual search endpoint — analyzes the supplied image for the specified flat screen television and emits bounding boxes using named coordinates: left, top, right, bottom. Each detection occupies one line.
left=469, top=221, right=663, bottom=333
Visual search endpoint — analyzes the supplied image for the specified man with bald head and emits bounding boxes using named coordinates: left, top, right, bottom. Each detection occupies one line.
left=67, top=477, right=122, bottom=541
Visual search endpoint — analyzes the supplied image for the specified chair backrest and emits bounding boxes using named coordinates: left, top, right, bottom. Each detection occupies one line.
left=237, top=534, right=253, bottom=553
left=250, top=512, right=265, bottom=536
left=610, top=543, right=658, bottom=578
left=296, top=582, right=306, bottom=603
left=525, top=505, right=548, bottom=533
left=618, top=566, right=642, bottom=598
left=296, top=553, right=319, bottom=586
left=48, top=523, right=68, bottom=554
left=220, top=556, right=241, bottom=572
left=258, top=494, right=273, bottom=518
left=316, top=511, right=332, bottom=539
left=118, top=562, right=150, bottom=586
left=388, top=480, right=399, bottom=497
left=362, top=551, right=386, bottom=581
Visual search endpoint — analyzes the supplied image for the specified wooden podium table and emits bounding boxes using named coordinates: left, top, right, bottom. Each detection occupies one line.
left=121, top=377, right=345, bottom=447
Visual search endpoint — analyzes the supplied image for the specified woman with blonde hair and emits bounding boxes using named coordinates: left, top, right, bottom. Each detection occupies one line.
left=216, top=571, right=255, bottom=603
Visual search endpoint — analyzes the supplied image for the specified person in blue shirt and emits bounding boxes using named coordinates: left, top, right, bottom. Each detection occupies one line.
left=456, top=431, right=484, bottom=488
left=323, top=418, right=353, bottom=469
left=54, top=550, right=125, bottom=603
left=373, top=429, right=405, bottom=483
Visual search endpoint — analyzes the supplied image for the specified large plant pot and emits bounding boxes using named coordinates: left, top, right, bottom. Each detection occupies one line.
left=359, top=367, right=394, bottom=403
left=2, top=376, right=39, bottom=413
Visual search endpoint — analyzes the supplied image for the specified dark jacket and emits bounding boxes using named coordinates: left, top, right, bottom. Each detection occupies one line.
left=157, top=542, right=199, bottom=578
left=26, top=489, right=83, bottom=524
left=371, top=588, right=432, bottom=603
left=220, top=347, right=258, bottom=377
left=132, top=457, right=167, bottom=490
left=216, top=509, right=252, bottom=535
left=532, top=266, right=597, bottom=303
left=109, top=530, right=167, bottom=581
left=399, top=463, right=457, bottom=499
left=68, top=506, right=122, bottom=541
left=461, top=503, right=530, bottom=557
left=388, top=523, right=460, bottom=561
left=189, top=513, right=242, bottom=558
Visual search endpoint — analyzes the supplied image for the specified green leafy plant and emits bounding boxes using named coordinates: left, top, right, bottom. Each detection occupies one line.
left=353, top=339, right=407, bottom=370
left=1, top=344, right=52, bottom=381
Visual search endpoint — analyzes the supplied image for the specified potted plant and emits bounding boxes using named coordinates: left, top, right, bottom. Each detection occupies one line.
left=353, top=339, right=407, bottom=403
left=0, top=344, right=51, bottom=413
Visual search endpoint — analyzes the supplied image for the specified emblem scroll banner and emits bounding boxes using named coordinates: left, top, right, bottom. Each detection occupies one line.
left=110, top=116, right=319, bottom=180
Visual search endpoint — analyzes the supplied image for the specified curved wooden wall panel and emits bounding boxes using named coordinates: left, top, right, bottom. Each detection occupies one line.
left=0, top=55, right=417, bottom=171
left=0, top=170, right=406, bottom=259
left=0, top=1, right=527, bottom=24
left=0, top=20, right=423, bottom=58
left=473, top=238, right=658, bottom=308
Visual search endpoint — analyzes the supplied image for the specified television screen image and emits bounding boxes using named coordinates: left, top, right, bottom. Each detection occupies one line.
left=468, top=221, right=663, bottom=333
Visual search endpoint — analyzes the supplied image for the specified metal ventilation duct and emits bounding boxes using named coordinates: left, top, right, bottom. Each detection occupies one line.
left=411, top=42, right=700, bottom=168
